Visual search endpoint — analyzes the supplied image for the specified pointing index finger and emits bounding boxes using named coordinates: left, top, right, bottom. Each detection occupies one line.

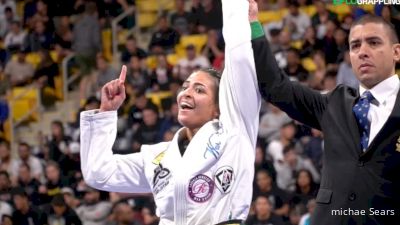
left=119, top=65, right=127, bottom=83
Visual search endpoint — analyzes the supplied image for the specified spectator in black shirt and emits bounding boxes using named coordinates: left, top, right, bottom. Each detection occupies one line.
left=246, top=195, right=285, bottom=225
left=12, top=188, right=47, bottom=225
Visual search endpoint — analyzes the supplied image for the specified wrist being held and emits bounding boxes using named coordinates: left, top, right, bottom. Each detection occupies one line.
left=248, top=0, right=259, bottom=23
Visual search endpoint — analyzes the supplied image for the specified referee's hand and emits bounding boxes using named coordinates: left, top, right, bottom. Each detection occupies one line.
left=99, top=65, right=127, bottom=112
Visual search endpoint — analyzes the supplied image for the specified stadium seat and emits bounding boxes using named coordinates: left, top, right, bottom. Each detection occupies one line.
left=300, top=5, right=317, bottom=17
left=167, top=53, right=180, bottom=66
left=291, top=40, right=303, bottom=50
left=138, top=12, right=158, bottom=28
left=146, top=55, right=158, bottom=70
left=146, top=91, right=172, bottom=113
left=102, top=29, right=113, bottom=61
left=175, top=34, right=208, bottom=57
left=258, top=10, right=285, bottom=24
left=10, top=87, right=40, bottom=122
left=302, top=57, right=317, bottom=72
left=137, top=0, right=159, bottom=12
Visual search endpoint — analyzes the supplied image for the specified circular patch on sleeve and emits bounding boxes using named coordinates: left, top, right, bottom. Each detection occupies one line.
left=188, top=174, right=215, bottom=203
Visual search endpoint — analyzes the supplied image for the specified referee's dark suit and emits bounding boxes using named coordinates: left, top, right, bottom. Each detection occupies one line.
left=251, top=34, right=400, bottom=225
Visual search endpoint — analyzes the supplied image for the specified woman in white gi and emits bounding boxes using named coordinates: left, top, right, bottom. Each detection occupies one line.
left=80, top=0, right=262, bottom=224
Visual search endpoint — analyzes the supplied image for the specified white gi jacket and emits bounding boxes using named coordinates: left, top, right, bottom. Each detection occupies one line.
left=80, top=0, right=261, bottom=224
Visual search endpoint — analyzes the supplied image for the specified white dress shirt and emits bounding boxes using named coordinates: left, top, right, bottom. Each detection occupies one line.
left=359, top=75, right=400, bottom=146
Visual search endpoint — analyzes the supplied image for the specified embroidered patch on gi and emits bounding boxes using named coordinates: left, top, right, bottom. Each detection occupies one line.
left=215, top=166, right=235, bottom=194
left=153, top=163, right=171, bottom=194
left=188, top=174, right=214, bottom=203
left=204, top=125, right=224, bottom=159
left=152, top=151, right=166, bottom=165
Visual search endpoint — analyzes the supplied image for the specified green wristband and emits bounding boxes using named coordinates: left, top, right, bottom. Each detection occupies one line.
left=250, top=21, right=265, bottom=40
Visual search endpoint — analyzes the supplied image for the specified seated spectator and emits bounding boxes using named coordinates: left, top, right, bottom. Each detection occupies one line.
left=254, top=142, right=277, bottom=182
left=0, top=171, right=11, bottom=203
left=27, top=0, right=51, bottom=32
left=16, top=163, right=41, bottom=205
left=15, top=142, right=43, bottom=181
left=267, top=121, right=300, bottom=164
left=24, top=20, right=53, bottom=52
left=39, top=161, right=69, bottom=204
left=148, top=15, right=180, bottom=54
left=283, top=0, right=311, bottom=41
left=201, top=29, right=224, bottom=70
left=54, top=15, right=73, bottom=54
left=302, top=128, right=324, bottom=171
left=0, top=0, right=16, bottom=19
left=91, top=55, right=118, bottom=97
left=149, top=54, right=173, bottom=91
left=0, top=141, right=18, bottom=181
left=61, top=187, right=80, bottom=209
left=126, top=55, right=150, bottom=94
left=287, top=204, right=307, bottom=225
left=246, top=195, right=285, bottom=225
left=48, top=194, right=82, bottom=225
left=284, top=48, right=309, bottom=82
left=4, top=20, right=26, bottom=53
left=109, top=201, right=141, bottom=225
left=173, top=44, right=210, bottom=81
left=275, top=145, right=320, bottom=192
left=299, top=26, right=323, bottom=58
left=120, top=36, right=147, bottom=64
left=11, top=188, right=47, bottom=225
left=253, top=169, right=290, bottom=217
left=76, top=185, right=112, bottom=225
left=0, top=200, right=12, bottom=223
left=142, top=203, right=159, bottom=225
left=0, top=7, right=18, bottom=38
left=336, top=50, right=359, bottom=89
left=131, top=103, right=162, bottom=152
left=170, top=0, right=194, bottom=35
left=274, top=30, right=292, bottom=69
left=258, top=103, right=291, bottom=143
left=4, top=49, right=34, bottom=87
left=291, top=169, right=318, bottom=208
left=192, top=0, right=222, bottom=33
left=46, top=120, right=72, bottom=163
left=299, top=199, right=316, bottom=225
left=311, top=0, right=338, bottom=39
left=159, top=102, right=181, bottom=140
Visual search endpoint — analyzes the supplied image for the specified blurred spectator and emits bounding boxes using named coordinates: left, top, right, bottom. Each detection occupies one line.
left=76, top=185, right=112, bottom=225
left=39, top=161, right=69, bottom=204
left=11, top=188, right=47, bottom=225
left=254, top=142, right=277, bottom=182
left=33, top=49, right=59, bottom=104
left=46, top=120, right=72, bottom=162
left=108, top=201, right=140, bottom=225
left=336, top=50, right=359, bottom=89
left=311, top=0, right=338, bottom=39
left=193, top=0, right=222, bottom=33
left=0, top=98, right=8, bottom=134
left=4, top=49, right=34, bottom=87
left=202, top=29, right=224, bottom=70
left=142, top=203, right=159, bottom=225
left=299, top=199, right=316, bottom=225
left=173, top=44, right=210, bottom=81
left=70, top=96, right=101, bottom=130
left=148, top=15, right=180, bottom=54
left=48, top=194, right=82, bottom=225
left=302, top=128, right=323, bottom=171
left=131, top=103, right=162, bottom=152
left=170, top=0, right=194, bottom=35
left=23, top=0, right=36, bottom=26
left=24, top=20, right=53, bottom=52
left=16, top=163, right=41, bottom=205
left=341, top=14, right=354, bottom=32
left=61, top=187, right=80, bottom=209
left=321, top=69, right=337, bottom=93
left=299, top=26, right=322, bottom=58
left=274, top=30, right=292, bottom=69
left=159, top=102, right=181, bottom=140
left=58, top=141, right=81, bottom=182
left=15, top=142, right=43, bottom=181
left=0, top=200, right=12, bottom=223
left=126, top=56, right=150, bottom=94
left=1, top=214, right=12, bottom=225
left=253, top=169, right=290, bottom=217
left=291, top=169, right=318, bottom=208
left=0, top=172, right=11, bottom=203
left=0, top=0, right=15, bottom=19
left=267, top=28, right=282, bottom=54
left=286, top=204, right=306, bottom=225
left=27, top=0, right=51, bottom=32
left=127, top=91, right=156, bottom=130
left=245, top=195, right=285, bottom=225
left=0, top=141, right=18, bottom=181
left=275, top=144, right=320, bottom=192
left=283, top=0, right=311, bottom=41
left=4, top=20, right=26, bottom=53
left=267, top=121, right=300, bottom=164
left=0, top=7, right=17, bottom=38
left=258, top=103, right=291, bottom=143
left=73, top=1, right=102, bottom=77
left=120, top=36, right=147, bottom=64
left=54, top=15, right=73, bottom=51
left=149, top=54, right=173, bottom=91
left=284, top=48, right=309, bottom=82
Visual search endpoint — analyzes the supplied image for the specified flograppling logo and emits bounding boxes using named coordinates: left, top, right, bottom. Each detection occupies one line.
left=333, top=0, right=400, bottom=4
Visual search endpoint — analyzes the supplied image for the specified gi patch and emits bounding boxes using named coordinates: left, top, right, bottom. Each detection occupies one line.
left=153, top=163, right=171, bottom=194
left=188, top=174, right=214, bottom=203
left=152, top=151, right=166, bottom=165
left=215, top=166, right=235, bottom=194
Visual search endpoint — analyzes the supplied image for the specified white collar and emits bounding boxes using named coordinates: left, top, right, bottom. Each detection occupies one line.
left=359, top=74, right=399, bottom=106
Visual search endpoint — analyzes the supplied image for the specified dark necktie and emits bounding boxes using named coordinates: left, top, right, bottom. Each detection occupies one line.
left=352, top=91, right=374, bottom=152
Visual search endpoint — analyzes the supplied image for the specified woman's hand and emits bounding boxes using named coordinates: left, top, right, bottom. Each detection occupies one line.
left=99, top=65, right=127, bottom=112
left=248, top=0, right=259, bottom=23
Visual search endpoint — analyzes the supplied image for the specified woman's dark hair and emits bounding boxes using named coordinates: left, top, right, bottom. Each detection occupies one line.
left=197, top=68, right=222, bottom=105
left=295, top=169, right=317, bottom=194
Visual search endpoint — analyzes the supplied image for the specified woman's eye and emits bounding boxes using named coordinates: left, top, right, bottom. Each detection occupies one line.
left=195, top=87, right=204, bottom=93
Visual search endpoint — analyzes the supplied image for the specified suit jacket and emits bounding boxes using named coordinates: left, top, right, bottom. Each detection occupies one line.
left=251, top=36, right=400, bottom=225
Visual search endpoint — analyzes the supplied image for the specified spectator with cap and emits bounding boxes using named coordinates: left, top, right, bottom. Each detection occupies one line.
left=11, top=187, right=47, bottom=225
left=48, top=193, right=82, bottom=225
left=76, top=184, right=112, bottom=225
left=61, top=187, right=81, bottom=209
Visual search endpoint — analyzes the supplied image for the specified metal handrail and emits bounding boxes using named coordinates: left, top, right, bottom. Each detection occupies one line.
left=62, top=53, right=76, bottom=100
left=111, top=6, right=136, bottom=62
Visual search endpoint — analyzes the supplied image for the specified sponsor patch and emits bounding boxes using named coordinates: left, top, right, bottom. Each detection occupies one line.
left=188, top=174, right=214, bottom=203
left=152, top=151, right=166, bottom=165
left=215, top=166, right=235, bottom=194
left=153, top=163, right=171, bottom=195
left=204, top=125, right=224, bottom=159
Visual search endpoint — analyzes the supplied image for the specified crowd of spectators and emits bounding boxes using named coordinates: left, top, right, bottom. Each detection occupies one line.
left=0, top=0, right=400, bottom=224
